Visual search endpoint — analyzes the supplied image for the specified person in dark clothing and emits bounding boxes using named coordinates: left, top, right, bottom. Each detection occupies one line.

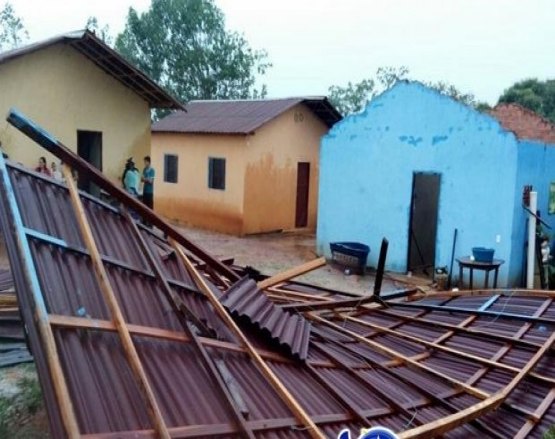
left=141, top=156, right=155, bottom=209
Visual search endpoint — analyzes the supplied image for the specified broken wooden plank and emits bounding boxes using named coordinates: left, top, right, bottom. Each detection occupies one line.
left=257, top=257, right=326, bottom=290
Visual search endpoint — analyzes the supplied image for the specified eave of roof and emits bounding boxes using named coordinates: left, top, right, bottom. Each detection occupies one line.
left=0, top=29, right=184, bottom=110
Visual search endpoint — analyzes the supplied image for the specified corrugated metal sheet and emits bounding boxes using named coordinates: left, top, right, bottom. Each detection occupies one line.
left=0, top=268, right=32, bottom=367
left=151, top=98, right=341, bottom=134
left=221, top=277, right=311, bottom=360
left=0, top=268, right=13, bottom=291
left=1, top=111, right=554, bottom=438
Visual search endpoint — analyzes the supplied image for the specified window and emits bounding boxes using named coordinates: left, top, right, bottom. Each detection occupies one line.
left=164, top=154, right=178, bottom=183
left=208, top=157, right=226, bottom=190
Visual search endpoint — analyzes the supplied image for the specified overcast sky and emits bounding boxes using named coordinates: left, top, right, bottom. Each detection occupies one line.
left=11, top=0, right=555, bottom=104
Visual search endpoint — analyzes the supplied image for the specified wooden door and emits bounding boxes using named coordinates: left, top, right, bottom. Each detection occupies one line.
left=295, top=162, right=310, bottom=228
left=407, top=172, right=441, bottom=276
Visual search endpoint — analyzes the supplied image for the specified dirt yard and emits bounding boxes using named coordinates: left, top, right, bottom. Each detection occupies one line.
left=177, top=225, right=419, bottom=296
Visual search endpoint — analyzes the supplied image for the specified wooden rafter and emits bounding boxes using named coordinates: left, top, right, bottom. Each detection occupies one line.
left=63, top=165, right=170, bottom=439
left=124, top=211, right=256, bottom=439
left=171, top=241, right=326, bottom=439
left=310, top=313, right=490, bottom=400
left=340, top=314, right=555, bottom=384
left=377, top=308, right=550, bottom=351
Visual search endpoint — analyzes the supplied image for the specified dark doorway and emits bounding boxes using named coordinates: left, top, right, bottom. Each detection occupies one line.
left=408, top=172, right=441, bottom=276
left=77, top=130, right=102, bottom=198
left=295, top=162, right=310, bottom=228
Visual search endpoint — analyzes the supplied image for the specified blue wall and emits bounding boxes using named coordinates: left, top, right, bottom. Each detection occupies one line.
left=509, top=140, right=555, bottom=285
left=317, top=82, right=520, bottom=286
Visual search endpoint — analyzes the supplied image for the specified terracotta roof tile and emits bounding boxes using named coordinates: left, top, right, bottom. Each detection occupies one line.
left=489, top=103, right=555, bottom=144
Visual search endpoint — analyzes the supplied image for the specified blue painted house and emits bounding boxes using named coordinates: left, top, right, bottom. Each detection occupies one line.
left=317, top=81, right=555, bottom=287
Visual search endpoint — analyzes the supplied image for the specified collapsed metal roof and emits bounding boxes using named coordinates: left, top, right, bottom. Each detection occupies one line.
left=0, top=110, right=554, bottom=438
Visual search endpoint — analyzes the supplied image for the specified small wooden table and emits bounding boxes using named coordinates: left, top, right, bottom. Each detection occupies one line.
left=457, top=257, right=505, bottom=289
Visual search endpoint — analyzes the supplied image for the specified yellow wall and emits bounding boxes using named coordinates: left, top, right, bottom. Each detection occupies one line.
left=0, top=43, right=151, bottom=184
left=243, top=104, right=327, bottom=234
left=152, top=133, right=247, bottom=234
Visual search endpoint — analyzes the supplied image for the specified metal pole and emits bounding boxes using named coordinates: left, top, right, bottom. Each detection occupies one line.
left=373, top=238, right=389, bottom=298
left=527, top=192, right=537, bottom=289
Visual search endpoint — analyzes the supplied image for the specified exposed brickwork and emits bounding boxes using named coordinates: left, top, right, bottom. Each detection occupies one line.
left=489, top=103, right=555, bottom=144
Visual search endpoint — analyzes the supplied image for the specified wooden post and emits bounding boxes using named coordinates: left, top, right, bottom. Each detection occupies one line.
left=62, top=165, right=170, bottom=439
left=171, top=240, right=326, bottom=439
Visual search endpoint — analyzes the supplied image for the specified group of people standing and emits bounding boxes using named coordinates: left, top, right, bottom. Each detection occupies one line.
left=35, top=156, right=63, bottom=181
left=34, top=154, right=155, bottom=211
left=121, top=155, right=155, bottom=209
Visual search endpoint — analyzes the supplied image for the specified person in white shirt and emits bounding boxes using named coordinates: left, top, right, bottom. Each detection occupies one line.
left=51, top=162, right=63, bottom=182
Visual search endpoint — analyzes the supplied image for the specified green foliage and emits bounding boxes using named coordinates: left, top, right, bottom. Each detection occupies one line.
left=328, top=78, right=375, bottom=116
left=328, top=66, right=482, bottom=116
left=115, top=0, right=271, bottom=109
left=18, top=376, right=43, bottom=415
left=0, top=2, right=28, bottom=51
left=544, top=425, right=555, bottom=439
left=0, top=369, right=44, bottom=437
left=498, top=78, right=555, bottom=124
left=86, top=16, right=113, bottom=46
left=328, top=66, right=408, bottom=115
left=424, top=80, right=476, bottom=107
left=475, top=101, right=492, bottom=112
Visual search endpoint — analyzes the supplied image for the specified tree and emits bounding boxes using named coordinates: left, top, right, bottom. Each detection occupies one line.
left=328, top=78, right=375, bottom=116
left=424, top=80, right=476, bottom=107
left=86, top=16, right=113, bottom=46
left=328, top=66, right=408, bottom=115
left=0, top=2, right=28, bottom=51
left=498, top=79, right=555, bottom=124
left=329, top=66, right=487, bottom=116
left=115, top=0, right=270, bottom=108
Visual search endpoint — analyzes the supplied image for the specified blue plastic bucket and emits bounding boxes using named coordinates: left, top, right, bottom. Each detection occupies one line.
left=472, top=247, right=495, bottom=263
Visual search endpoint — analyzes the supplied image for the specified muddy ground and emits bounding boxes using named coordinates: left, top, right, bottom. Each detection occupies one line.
left=177, top=225, right=418, bottom=295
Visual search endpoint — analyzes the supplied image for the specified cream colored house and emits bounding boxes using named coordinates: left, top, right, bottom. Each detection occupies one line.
left=151, top=98, right=341, bottom=235
left=0, top=30, right=181, bottom=193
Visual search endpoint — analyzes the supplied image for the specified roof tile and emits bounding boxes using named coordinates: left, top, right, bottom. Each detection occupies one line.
left=490, top=103, right=555, bottom=144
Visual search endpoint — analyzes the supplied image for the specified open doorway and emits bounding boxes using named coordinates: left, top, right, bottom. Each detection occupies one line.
left=77, top=130, right=102, bottom=198
left=407, top=172, right=441, bottom=276
left=295, top=162, right=310, bottom=228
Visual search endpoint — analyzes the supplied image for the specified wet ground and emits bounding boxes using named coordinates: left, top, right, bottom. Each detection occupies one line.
left=176, top=225, right=420, bottom=296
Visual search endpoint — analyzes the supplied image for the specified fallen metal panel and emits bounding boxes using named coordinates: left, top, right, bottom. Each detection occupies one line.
left=222, top=277, right=311, bottom=360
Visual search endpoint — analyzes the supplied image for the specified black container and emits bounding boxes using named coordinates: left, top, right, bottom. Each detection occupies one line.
left=330, top=242, right=370, bottom=274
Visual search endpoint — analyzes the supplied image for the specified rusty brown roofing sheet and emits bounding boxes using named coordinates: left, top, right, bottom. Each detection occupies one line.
left=151, top=98, right=342, bottom=134
left=221, top=277, right=311, bottom=360
left=1, top=111, right=555, bottom=438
